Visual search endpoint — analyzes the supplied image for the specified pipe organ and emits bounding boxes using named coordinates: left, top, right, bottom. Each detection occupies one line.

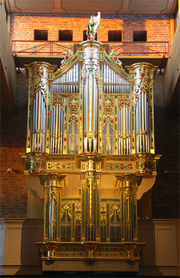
left=22, top=39, right=161, bottom=273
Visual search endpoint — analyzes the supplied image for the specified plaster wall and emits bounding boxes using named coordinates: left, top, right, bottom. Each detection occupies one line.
left=0, top=3, right=16, bottom=115
left=0, top=218, right=179, bottom=276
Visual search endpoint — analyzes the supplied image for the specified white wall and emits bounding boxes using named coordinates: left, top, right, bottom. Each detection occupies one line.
left=0, top=218, right=179, bottom=276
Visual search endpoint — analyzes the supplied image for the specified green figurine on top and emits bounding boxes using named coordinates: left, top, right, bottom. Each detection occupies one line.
left=87, top=12, right=101, bottom=40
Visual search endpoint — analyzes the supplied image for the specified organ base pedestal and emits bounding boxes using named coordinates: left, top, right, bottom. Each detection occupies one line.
left=42, top=260, right=140, bottom=273
left=37, top=241, right=144, bottom=272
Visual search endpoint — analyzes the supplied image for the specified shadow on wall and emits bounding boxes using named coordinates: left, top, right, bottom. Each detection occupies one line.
left=138, top=189, right=152, bottom=219
left=15, top=219, right=43, bottom=276
left=152, top=73, right=179, bottom=219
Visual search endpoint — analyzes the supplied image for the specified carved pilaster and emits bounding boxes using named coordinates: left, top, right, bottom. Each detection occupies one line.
left=114, top=174, right=142, bottom=243
left=39, top=174, right=68, bottom=242
left=76, top=153, right=106, bottom=242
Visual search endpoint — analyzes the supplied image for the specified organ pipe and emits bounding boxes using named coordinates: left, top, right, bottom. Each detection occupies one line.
left=52, top=64, right=79, bottom=94
left=127, top=62, right=157, bottom=154
left=103, top=64, right=130, bottom=94
left=118, top=105, right=131, bottom=155
left=50, top=105, right=64, bottom=154
left=135, top=93, right=151, bottom=153
left=31, top=92, right=46, bottom=152
left=26, top=59, right=156, bottom=157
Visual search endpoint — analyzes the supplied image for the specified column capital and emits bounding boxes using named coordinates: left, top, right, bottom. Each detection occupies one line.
left=39, top=174, right=68, bottom=187
left=25, top=61, right=56, bottom=80
left=75, top=153, right=106, bottom=170
left=114, top=174, right=142, bottom=188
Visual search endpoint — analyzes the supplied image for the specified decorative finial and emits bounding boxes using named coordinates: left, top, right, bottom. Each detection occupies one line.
left=60, top=49, right=73, bottom=67
left=109, top=50, right=123, bottom=69
left=86, top=12, right=101, bottom=40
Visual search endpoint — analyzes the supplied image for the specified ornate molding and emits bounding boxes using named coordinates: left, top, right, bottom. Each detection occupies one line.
left=37, top=242, right=144, bottom=261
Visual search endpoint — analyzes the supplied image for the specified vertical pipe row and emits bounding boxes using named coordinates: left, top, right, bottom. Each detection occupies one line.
left=104, top=64, right=106, bottom=93
left=50, top=105, right=63, bottom=154
left=52, top=64, right=79, bottom=94
left=118, top=105, right=131, bottom=155
left=26, top=62, right=55, bottom=154
left=103, top=64, right=130, bottom=94
left=141, top=92, right=145, bottom=152
left=32, top=91, right=46, bottom=152
left=126, top=63, right=157, bottom=154
left=136, top=92, right=150, bottom=153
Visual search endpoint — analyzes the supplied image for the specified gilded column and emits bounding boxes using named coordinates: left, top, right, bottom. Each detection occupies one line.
left=124, top=181, right=134, bottom=242
left=44, top=181, right=49, bottom=241
left=49, top=179, right=57, bottom=241
left=80, top=163, right=87, bottom=242
left=39, top=174, right=68, bottom=242
left=95, top=170, right=101, bottom=241
left=86, top=159, right=95, bottom=241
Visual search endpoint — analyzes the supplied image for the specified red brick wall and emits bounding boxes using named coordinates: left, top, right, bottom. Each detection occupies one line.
left=0, top=69, right=28, bottom=218
left=11, top=14, right=171, bottom=42
left=11, top=14, right=171, bottom=55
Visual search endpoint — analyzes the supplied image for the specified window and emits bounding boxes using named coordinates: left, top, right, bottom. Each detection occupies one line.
left=83, top=30, right=87, bottom=41
left=34, top=30, right=48, bottom=41
left=133, top=31, right=147, bottom=41
left=108, top=30, right=122, bottom=41
left=83, top=30, right=97, bottom=41
left=59, top=30, right=73, bottom=41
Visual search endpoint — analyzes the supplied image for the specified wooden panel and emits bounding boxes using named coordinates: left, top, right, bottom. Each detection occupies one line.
left=22, top=224, right=43, bottom=265
left=8, top=0, right=178, bottom=14
left=155, top=225, right=177, bottom=266
left=0, top=220, right=6, bottom=266
left=139, top=219, right=179, bottom=268
left=15, top=0, right=54, bottom=11
left=0, top=219, right=179, bottom=275
left=138, top=221, right=156, bottom=266
left=143, top=227, right=155, bottom=265
left=4, top=225, right=22, bottom=265
left=129, top=0, right=169, bottom=13
left=61, top=0, right=122, bottom=12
